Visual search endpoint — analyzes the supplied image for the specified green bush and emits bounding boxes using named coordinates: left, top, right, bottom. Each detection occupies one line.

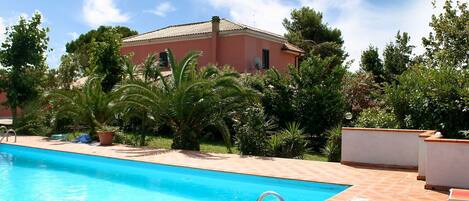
left=14, top=101, right=52, bottom=136
left=261, top=69, right=296, bottom=127
left=385, top=65, right=469, bottom=138
left=322, top=126, right=342, bottom=162
left=114, top=131, right=142, bottom=146
left=354, top=107, right=399, bottom=129
left=233, top=105, right=274, bottom=156
left=269, top=122, right=307, bottom=158
left=291, top=56, right=346, bottom=150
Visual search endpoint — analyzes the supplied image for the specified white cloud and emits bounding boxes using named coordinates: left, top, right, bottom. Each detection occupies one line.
left=82, top=0, right=129, bottom=28
left=207, top=0, right=444, bottom=71
left=147, top=2, right=176, bottom=17
left=207, top=0, right=294, bottom=35
left=68, top=32, right=79, bottom=40
left=300, top=0, right=438, bottom=70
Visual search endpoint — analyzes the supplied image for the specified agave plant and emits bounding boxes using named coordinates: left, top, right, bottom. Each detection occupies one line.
left=48, top=76, right=120, bottom=136
left=118, top=49, right=257, bottom=150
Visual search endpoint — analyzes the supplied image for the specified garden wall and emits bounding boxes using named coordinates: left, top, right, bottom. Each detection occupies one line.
left=424, top=136, right=469, bottom=189
left=341, top=128, right=429, bottom=169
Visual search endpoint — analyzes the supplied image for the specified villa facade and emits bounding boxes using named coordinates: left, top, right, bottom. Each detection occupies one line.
left=121, top=16, right=304, bottom=73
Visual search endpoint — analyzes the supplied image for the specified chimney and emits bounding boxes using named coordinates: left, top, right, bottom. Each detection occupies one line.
left=212, top=16, right=220, bottom=33
left=211, top=16, right=220, bottom=64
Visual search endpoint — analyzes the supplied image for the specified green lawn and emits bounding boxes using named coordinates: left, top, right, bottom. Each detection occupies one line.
left=144, top=135, right=327, bottom=161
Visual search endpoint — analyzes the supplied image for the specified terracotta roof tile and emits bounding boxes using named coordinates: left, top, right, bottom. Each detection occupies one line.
left=123, top=19, right=284, bottom=43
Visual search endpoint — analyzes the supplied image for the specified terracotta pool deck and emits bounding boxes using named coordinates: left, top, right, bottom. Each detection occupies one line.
left=3, top=136, right=448, bottom=201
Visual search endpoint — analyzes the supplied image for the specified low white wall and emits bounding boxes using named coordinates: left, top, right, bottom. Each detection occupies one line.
left=417, top=136, right=427, bottom=178
left=425, top=139, right=469, bottom=189
left=341, top=128, right=424, bottom=168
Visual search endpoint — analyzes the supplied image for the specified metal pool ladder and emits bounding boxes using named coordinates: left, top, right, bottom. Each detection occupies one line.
left=257, top=191, right=285, bottom=201
left=0, top=126, right=16, bottom=143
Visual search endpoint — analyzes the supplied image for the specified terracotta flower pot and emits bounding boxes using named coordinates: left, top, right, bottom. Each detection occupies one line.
left=97, top=131, right=114, bottom=146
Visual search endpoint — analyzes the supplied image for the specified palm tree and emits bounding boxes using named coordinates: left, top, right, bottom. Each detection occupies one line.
left=118, top=49, right=257, bottom=150
left=122, top=53, right=139, bottom=81
left=48, top=76, right=120, bottom=136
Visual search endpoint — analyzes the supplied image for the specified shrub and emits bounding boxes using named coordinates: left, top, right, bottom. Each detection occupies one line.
left=114, top=131, right=142, bottom=146
left=342, top=71, right=383, bottom=119
left=14, top=101, right=52, bottom=136
left=354, top=107, right=399, bottom=129
left=291, top=56, right=346, bottom=150
left=233, top=105, right=274, bottom=156
left=269, top=122, right=307, bottom=158
left=322, top=126, right=342, bottom=162
left=261, top=69, right=296, bottom=127
left=385, top=65, right=469, bottom=138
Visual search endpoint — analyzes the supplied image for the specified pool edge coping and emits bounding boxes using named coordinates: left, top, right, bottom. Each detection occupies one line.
left=0, top=142, right=353, bottom=191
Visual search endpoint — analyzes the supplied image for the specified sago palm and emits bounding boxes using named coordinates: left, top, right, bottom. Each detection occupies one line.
left=48, top=76, right=120, bottom=136
left=119, top=49, right=257, bottom=150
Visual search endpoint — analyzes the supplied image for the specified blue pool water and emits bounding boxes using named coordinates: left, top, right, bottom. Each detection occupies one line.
left=0, top=144, right=348, bottom=201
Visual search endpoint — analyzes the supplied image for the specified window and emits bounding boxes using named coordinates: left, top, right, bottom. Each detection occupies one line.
left=159, top=52, right=168, bottom=67
left=262, top=49, right=270, bottom=69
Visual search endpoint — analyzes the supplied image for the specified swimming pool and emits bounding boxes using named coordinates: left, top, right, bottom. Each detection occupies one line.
left=0, top=144, right=349, bottom=201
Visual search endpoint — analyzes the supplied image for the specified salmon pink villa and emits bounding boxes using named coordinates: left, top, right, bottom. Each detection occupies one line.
left=121, top=16, right=304, bottom=73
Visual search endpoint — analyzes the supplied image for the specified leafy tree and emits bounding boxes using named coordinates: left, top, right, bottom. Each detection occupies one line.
left=255, top=69, right=296, bottom=128
left=383, top=31, right=414, bottom=82
left=283, top=7, right=346, bottom=64
left=57, top=53, right=82, bottom=89
left=119, top=50, right=257, bottom=150
left=354, top=107, right=399, bottom=129
left=0, top=12, right=49, bottom=123
left=360, top=45, right=384, bottom=83
left=385, top=65, right=469, bottom=138
left=43, top=69, right=59, bottom=90
left=291, top=56, right=346, bottom=150
left=89, top=29, right=124, bottom=92
left=342, top=71, right=382, bottom=119
left=65, top=26, right=137, bottom=73
left=422, top=0, right=469, bottom=69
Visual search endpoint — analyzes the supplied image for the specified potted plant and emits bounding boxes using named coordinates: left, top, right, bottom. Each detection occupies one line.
left=97, top=125, right=118, bottom=146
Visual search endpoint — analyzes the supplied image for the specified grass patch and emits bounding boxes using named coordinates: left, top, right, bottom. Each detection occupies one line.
left=126, top=134, right=327, bottom=162
left=303, top=152, right=328, bottom=162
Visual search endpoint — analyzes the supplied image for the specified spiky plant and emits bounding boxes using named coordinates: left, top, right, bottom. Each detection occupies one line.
left=118, top=49, right=257, bottom=151
left=47, top=76, right=121, bottom=136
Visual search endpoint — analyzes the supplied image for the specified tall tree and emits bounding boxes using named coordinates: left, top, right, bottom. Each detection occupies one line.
left=383, top=31, right=414, bottom=82
left=57, top=53, right=82, bottom=89
left=89, top=29, right=124, bottom=92
left=290, top=56, right=346, bottom=150
left=65, top=26, right=137, bottom=74
left=360, top=45, right=384, bottom=83
left=283, top=7, right=346, bottom=64
left=422, top=0, right=469, bottom=69
left=0, top=12, right=49, bottom=123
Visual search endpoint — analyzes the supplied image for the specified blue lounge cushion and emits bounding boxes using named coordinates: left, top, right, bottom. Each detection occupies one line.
left=74, top=134, right=91, bottom=144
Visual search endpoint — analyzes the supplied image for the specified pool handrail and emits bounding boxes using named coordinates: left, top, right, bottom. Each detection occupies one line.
left=257, top=191, right=285, bottom=201
left=0, top=126, right=16, bottom=143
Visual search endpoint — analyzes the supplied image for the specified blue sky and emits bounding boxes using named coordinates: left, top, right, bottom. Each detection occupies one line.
left=0, top=0, right=443, bottom=70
